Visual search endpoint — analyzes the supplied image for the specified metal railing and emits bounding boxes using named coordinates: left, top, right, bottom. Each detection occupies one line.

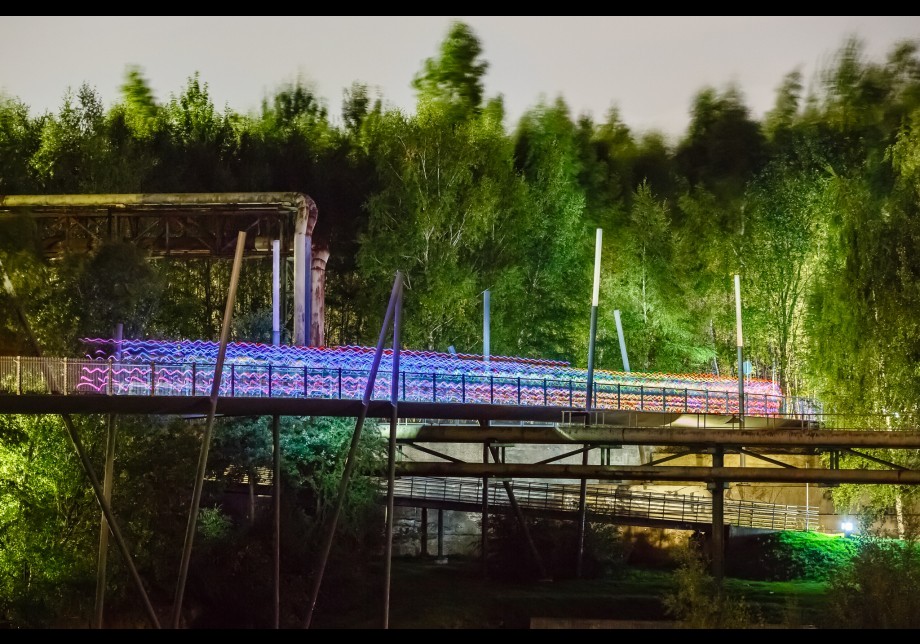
left=381, top=476, right=820, bottom=532
left=0, top=355, right=822, bottom=419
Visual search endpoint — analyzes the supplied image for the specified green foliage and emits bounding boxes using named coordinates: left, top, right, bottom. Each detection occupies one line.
left=0, top=95, right=42, bottom=193
left=825, top=533, right=920, bottom=628
left=184, top=415, right=387, bottom=627
left=675, top=83, right=768, bottom=202
left=744, top=158, right=831, bottom=394
left=0, top=414, right=101, bottom=626
left=357, top=99, right=515, bottom=352
left=490, top=98, right=590, bottom=362
left=727, top=531, right=858, bottom=581
left=197, top=506, right=232, bottom=543
left=662, top=544, right=763, bottom=628
left=412, top=20, right=489, bottom=122
left=117, top=65, right=160, bottom=138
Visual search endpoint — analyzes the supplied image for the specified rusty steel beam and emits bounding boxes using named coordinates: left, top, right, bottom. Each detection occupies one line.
left=7, top=393, right=920, bottom=451
left=392, top=425, right=920, bottom=449
left=394, top=462, right=920, bottom=485
left=0, top=193, right=322, bottom=346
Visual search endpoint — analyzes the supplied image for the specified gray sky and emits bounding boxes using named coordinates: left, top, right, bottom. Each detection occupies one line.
left=2, top=16, right=919, bottom=141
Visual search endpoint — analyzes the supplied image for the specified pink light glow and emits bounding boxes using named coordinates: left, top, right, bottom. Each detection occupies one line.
left=78, top=338, right=785, bottom=415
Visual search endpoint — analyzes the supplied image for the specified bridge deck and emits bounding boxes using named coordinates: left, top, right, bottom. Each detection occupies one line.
left=385, top=476, right=819, bottom=532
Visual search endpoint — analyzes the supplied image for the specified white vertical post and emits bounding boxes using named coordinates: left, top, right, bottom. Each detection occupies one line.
left=586, top=228, right=602, bottom=412
left=592, top=230, right=602, bottom=308
left=272, top=240, right=280, bottom=346
left=614, top=309, right=630, bottom=372
left=735, top=274, right=744, bottom=349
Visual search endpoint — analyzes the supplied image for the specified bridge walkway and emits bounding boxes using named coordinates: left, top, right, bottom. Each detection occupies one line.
left=383, top=476, right=819, bottom=533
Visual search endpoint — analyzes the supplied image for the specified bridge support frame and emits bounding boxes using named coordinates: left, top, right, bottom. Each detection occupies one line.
left=304, top=271, right=403, bottom=629
left=708, top=447, right=726, bottom=583
left=93, top=413, right=119, bottom=628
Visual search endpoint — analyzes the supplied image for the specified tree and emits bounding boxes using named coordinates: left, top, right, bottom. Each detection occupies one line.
left=342, top=81, right=382, bottom=136
left=411, top=20, right=489, bottom=123
left=118, top=65, right=160, bottom=138
left=743, top=160, right=830, bottom=395
left=602, top=181, right=713, bottom=373
left=160, top=72, right=240, bottom=191
left=31, top=83, right=114, bottom=193
left=675, top=83, right=768, bottom=203
left=357, top=101, right=513, bottom=352
left=763, top=69, right=804, bottom=145
left=0, top=95, right=42, bottom=193
left=574, top=107, right=634, bottom=232
left=0, top=414, right=102, bottom=626
left=489, top=98, right=589, bottom=362
left=825, top=531, right=920, bottom=628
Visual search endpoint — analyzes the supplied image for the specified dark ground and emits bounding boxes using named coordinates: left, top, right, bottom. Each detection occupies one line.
left=307, top=555, right=830, bottom=629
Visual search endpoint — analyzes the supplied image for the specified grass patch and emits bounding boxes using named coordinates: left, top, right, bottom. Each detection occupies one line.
left=311, top=555, right=832, bottom=628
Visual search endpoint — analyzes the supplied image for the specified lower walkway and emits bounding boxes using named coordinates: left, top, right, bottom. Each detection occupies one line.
left=383, top=476, right=819, bottom=532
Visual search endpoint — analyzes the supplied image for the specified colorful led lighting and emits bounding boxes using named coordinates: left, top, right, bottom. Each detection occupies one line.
left=78, top=338, right=785, bottom=415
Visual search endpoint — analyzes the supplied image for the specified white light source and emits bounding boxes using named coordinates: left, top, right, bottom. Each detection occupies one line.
left=841, top=520, right=854, bottom=535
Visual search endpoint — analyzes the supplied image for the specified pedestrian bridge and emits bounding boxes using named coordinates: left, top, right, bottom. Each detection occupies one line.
left=0, top=338, right=819, bottom=421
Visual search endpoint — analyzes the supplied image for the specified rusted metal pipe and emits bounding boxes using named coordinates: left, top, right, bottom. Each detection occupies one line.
left=395, top=462, right=920, bottom=485
left=292, top=196, right=318, bottom=345
left=310, top=243, right=330, bottom=347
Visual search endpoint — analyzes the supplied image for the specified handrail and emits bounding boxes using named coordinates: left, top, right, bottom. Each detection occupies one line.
left=378, top=476, right=821, bottom=532
left=0, top=355, right=822, bottom=419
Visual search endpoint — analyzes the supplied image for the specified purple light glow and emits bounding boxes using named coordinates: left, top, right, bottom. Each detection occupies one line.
left=78, top=338, right=785, bottom=415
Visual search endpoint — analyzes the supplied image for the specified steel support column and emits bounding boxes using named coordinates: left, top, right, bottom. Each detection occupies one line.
left=93, top=413, right=118, bottom=628
left=481, top=440, right=490, bottom=578
left=304, top=272, right=402, bottom=628
left=420, top=507, right=429, bottom=557
left=383, top=275, right=403, bottom=629
left=272, top=414, right=281, bottom=629
left=487, top=440, right=549, bottom=581
left=171, top=231, right=247, bottom=628
left=709, top=447, right=726, bottom=583
left=437, top=509, right=446, bottom=563
left=575, top=445, right=589, bottom=578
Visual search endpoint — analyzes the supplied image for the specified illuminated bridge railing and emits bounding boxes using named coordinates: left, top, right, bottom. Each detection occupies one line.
left=0, top=356, right=817, bottom=417
left=383, top=477, right=820, bottom=532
